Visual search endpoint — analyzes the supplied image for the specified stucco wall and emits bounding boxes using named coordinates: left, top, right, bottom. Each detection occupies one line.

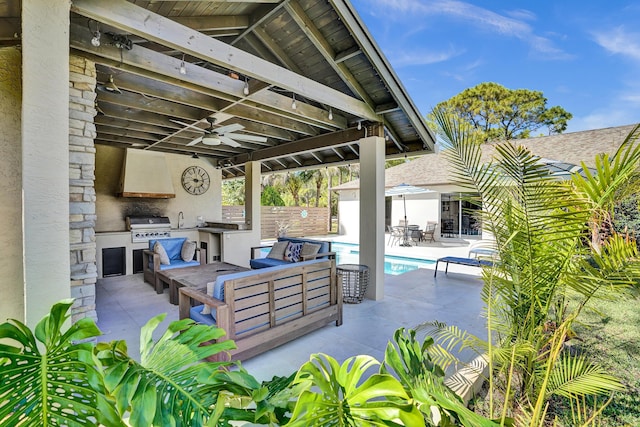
left=95, top=145, right=222, bottom=232
left=0, top=48, right=24, bottom=322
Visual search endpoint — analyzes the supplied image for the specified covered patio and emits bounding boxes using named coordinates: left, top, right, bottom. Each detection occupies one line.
left=96, top=240, right=487, bottom=381
left=1, top=0, right=436, bottom=326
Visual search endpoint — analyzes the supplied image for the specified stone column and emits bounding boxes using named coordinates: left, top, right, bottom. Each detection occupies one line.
left=69, top=56, right=98, bottom=322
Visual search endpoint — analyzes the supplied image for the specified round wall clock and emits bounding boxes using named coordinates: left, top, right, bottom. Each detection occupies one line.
left=181, top=166, right=210, bottom=195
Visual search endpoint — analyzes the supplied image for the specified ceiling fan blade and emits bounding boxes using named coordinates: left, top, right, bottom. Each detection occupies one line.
left=218, top=135, right=242, bottom=148
left=225, top=133, right=268, bottom=143
left=215, top=123, right=244, bottom=134
left=186, top=136, right=203, bottom=146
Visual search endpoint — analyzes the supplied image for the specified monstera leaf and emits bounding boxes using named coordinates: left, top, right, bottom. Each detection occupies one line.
left=96, top=314, right=237, bottom=427
left=0, top=299, right=124, bottom=427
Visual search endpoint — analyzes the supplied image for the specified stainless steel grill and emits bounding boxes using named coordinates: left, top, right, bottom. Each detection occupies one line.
left=126, top=216, right=171, bottom=243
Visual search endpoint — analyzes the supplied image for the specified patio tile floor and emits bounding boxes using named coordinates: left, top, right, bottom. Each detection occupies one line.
left=96, top=243, right=487, bottom=382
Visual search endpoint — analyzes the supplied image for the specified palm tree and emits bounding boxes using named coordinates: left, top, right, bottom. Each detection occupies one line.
left=425, top=109, right=640, bottom=425
left=285, top=172, right=303, bottom=206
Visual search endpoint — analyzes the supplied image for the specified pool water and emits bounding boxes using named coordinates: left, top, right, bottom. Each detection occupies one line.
left=331, top=242, right=435, bottom=275
left=261, top=241, right=435, bottom=275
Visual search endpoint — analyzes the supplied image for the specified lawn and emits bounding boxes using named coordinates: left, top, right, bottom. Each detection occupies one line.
left=562, top=292, right=640, bottom=426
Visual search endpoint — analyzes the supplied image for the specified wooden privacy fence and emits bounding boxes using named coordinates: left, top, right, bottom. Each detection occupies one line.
left=222, top=206, right=330, bottom=239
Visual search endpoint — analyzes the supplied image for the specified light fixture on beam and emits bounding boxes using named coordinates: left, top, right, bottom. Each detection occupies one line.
left=191, top=152, right=199, bottom=159
left=104, top=75, right=121, bottom=94
left=89, top=21, right=101, bottom=47
left=243, top=77, right=249, bottom=96
left=179, top=54, right=186, bottom=75
left=291, top=93, right=297, bottom=110
left=328, top=107, right=333, bottom=121
left=357, top=121, right=362, bottom=130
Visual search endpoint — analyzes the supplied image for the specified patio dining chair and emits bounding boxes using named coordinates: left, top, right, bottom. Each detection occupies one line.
left=421, top=222, right=437, bottom=243
left=388, top=226, right=404, bottom=246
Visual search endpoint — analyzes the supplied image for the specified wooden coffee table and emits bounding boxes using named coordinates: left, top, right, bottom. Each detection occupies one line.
left=156, top=262, right=249, bottom=304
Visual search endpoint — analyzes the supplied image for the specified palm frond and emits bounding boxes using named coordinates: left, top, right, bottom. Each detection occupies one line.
left=544, top=353, right=625, bottom=399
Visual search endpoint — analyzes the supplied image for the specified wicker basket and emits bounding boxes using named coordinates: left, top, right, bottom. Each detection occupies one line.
left=337, top=264, right=370, bottom=303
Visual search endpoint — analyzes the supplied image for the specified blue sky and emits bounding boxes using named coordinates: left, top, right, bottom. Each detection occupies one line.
left=351, top=0, right=640, bottom=133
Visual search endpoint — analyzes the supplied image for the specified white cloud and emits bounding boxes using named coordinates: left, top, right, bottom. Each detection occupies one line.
left=369, top=0, right=566, bottom=57
left=593, top=26, right=640, bottom=61
left=388, top=46, right=464, bottom=67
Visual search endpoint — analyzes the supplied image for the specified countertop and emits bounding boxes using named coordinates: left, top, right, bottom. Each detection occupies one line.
left=96, top=227, right=251, bottom=235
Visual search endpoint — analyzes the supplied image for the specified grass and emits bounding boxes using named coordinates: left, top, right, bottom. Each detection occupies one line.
left=559, top=292, right=640, bottom=426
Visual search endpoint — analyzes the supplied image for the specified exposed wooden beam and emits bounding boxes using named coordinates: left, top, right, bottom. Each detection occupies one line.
left=222, top=127, right=366, bottom=164
left=71, top=0, right=379, bottom=121
left=231, top=1, right=291, bottom=46
left=151, top=0, right=280, bottom=2
left=375, top=103, right=401, bottom=115
left=328, top=0, right=435, bottom=150
left=171, top=15, right=249, bottom=32
left=0, top=18, right=20, bottom=41
left=71, top=24, right=347, bottom=131
left=334, top=46, right=361, bottom=64
left=284, top=0, right=372, bottom=105
left=98, top=90, right=210, bottom=121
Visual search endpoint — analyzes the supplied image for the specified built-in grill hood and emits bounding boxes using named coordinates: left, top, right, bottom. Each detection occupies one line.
left=117, top=148, right=176, bottom=198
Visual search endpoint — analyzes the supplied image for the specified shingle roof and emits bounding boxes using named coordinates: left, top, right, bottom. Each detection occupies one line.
left=334, top=123, right=639, bottom=191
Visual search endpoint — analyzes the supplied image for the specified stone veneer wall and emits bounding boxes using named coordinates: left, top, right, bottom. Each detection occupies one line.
left=69, top=55, right=98, bottom=323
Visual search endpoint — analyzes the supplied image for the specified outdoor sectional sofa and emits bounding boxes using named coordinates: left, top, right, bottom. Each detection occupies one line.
left=179, top=258, right=343, bottom=361
left=249, top=237, right=334, bottom=269
left=143, top=237, right=205, bottom=293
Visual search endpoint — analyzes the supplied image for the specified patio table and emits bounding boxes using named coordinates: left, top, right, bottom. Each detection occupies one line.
left=156, top=261, right=249, bottom=304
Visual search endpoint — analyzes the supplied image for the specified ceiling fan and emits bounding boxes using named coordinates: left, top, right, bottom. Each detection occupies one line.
left=175, top=118, right=267, bottom=148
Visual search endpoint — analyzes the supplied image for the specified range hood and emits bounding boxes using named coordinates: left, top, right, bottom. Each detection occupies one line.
left=117, top=148, right=176, bottom=198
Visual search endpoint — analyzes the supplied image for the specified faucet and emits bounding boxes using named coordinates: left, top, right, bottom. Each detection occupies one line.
left=177, top=211, right=184, bottom=229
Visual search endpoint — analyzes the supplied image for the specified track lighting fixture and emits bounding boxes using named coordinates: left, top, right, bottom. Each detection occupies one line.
left=191, top=152, right=199, bottom=159
left=291, top=93, right=297, bottom=110
left=243, top=78, right=250, bottom=95
left=90, top=24, right=101, bottom=47
left=179, top=54, right=186, bottom=75
left=328, top=107, right=333, bottom=121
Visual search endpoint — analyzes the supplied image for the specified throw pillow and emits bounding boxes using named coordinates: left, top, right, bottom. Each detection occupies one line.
left=300, top=242, right=321, bottom=260
left=181, top=240, right=197, bottom=262
left=153, top=241, right=170, bottom=265
left=284, top=241, right=303, bottom=262
left=266, top=241, right=289, bottom=260
left=201, top=281, right=215, bottom=315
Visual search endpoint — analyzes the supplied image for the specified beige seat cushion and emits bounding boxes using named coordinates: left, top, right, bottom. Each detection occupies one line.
left=266, top=241, right=289, bottom=260
left=181, top=240, right=197, bottom=262
left=300, top=242, right=321, bottom=259
left=154, top=241, right=170, bottom=265
left=201, top=281, right=215, bottom=315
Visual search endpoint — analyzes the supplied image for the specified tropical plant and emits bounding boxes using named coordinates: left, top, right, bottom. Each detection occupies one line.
left=261, top=185, right=285, bottom=206
left=425, top=109, right=640, bottom=424
left=222, top=178, right=245, bottom=205
left=0, top=299, right=125, bottom=426
left=286, top=353, right=424, bottom=426
left=381, top=329, right=502, bottom=427
left=0, top=300, right=295, bottom=426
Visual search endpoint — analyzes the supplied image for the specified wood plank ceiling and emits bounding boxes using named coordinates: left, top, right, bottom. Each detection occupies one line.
left=2, top=0, right=435, bottom=178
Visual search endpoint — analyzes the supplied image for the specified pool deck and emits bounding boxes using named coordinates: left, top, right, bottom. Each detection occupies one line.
left=96, top=236, right=487, bottom=382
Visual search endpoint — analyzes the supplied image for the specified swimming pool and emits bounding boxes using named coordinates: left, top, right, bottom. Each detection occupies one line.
left=261, top=242, right=435, bottom=275
left=331, top=242, right=435, bottom=275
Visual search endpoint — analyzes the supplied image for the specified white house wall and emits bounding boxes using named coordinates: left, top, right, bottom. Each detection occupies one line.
left=95, top=145, right=222, bottom=232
